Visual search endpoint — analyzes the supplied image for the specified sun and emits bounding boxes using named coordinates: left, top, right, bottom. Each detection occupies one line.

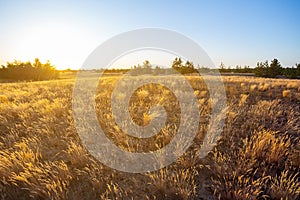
left=9, top=20, right=97, bottom=70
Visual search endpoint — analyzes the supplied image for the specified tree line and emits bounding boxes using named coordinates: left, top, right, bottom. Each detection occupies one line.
left=1, top=57, right=299, bottom=81
left=172, top=57, right=300, bottom=79
left=129, top=58, right=300, bottom=79
left=254, top=59, right=300, bottom=78
left=0, top=58, right=59, bottom=81
left=219, top=59, right=300, bottom=79
left=128, top=58, right=199, bottom=75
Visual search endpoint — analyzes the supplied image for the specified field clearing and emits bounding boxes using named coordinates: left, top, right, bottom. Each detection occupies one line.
left=0, top=74, right=299, bottom=199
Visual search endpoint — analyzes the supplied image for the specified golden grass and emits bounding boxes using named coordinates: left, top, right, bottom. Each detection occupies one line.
left=0, top=75, right=299, bottom=199
left=282, top=89, right=292, bottom=98
left=250, top=84, right=257, bottom=92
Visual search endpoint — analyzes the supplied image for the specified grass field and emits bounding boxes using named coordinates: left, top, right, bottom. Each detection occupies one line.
left=0, top=74, right=299, bottom=199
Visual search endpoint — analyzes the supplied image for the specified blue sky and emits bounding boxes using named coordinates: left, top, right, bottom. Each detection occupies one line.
left=0, top=0, right=299, bottom=69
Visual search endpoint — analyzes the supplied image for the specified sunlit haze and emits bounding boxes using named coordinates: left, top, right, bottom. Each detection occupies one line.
left=1, top=0, right=299, bottom=69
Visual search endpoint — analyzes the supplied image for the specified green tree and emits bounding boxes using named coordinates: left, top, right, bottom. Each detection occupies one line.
left=183, top=61, right=196, bottom=73
left=172, top=57, right=183, bottom=71
left=0, top=58, right=58, bottom=81
left=297, top=63, right=300, bottom=76
left=142, top=60, right=152, bottom=74
left=255, top=60, right=269, bottom=77
left=219, top=62, right=226, bottom=72
left=269, top=58, right=282, bottom=77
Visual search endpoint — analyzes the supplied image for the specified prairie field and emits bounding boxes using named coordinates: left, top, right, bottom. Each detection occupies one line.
left=0, top=74, right=299, bottom=200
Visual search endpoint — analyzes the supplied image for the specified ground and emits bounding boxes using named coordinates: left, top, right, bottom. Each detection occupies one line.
left=0, top=73, right=299, bottom=199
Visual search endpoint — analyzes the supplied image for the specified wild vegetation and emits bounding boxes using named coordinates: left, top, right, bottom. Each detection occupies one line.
left=100, top=58, right=300, bottom=79
left=0, top=73, right=299, bottom=199
left=1, top=57, right=299, bottom=83
left=0, top=58, right=58, bottom=81
left=219, top=59, right=300, bottom=79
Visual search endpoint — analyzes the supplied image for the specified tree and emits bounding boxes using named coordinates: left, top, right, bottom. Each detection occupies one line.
left=297, top=63, right=300, bottom=76
left=171, top=58, right=197, bottom=74
left=283, top=63, right=300, bottom=79
left=0, top=58, right=58, bottom=81
left=142, top=60, right=151, bottom=69
left=269, top=58, right=282, bottom=77
left=219, top=62, right=226, bottom=72
left=172, top=57, right=183, bottom=71
left=255, top=60, right=269, bottom=77
left=183, top=61, right=196, bottom=73
left=142, top=60, right=152, bottom=74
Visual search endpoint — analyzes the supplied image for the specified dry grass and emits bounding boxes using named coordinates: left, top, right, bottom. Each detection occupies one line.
left=0, top=75, right=299, bottom=199
left=283, top=89, right=292, bottom=98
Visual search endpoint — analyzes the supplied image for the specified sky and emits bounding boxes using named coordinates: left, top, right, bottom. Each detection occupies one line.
left=0, top=0, right=299, bottom=69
